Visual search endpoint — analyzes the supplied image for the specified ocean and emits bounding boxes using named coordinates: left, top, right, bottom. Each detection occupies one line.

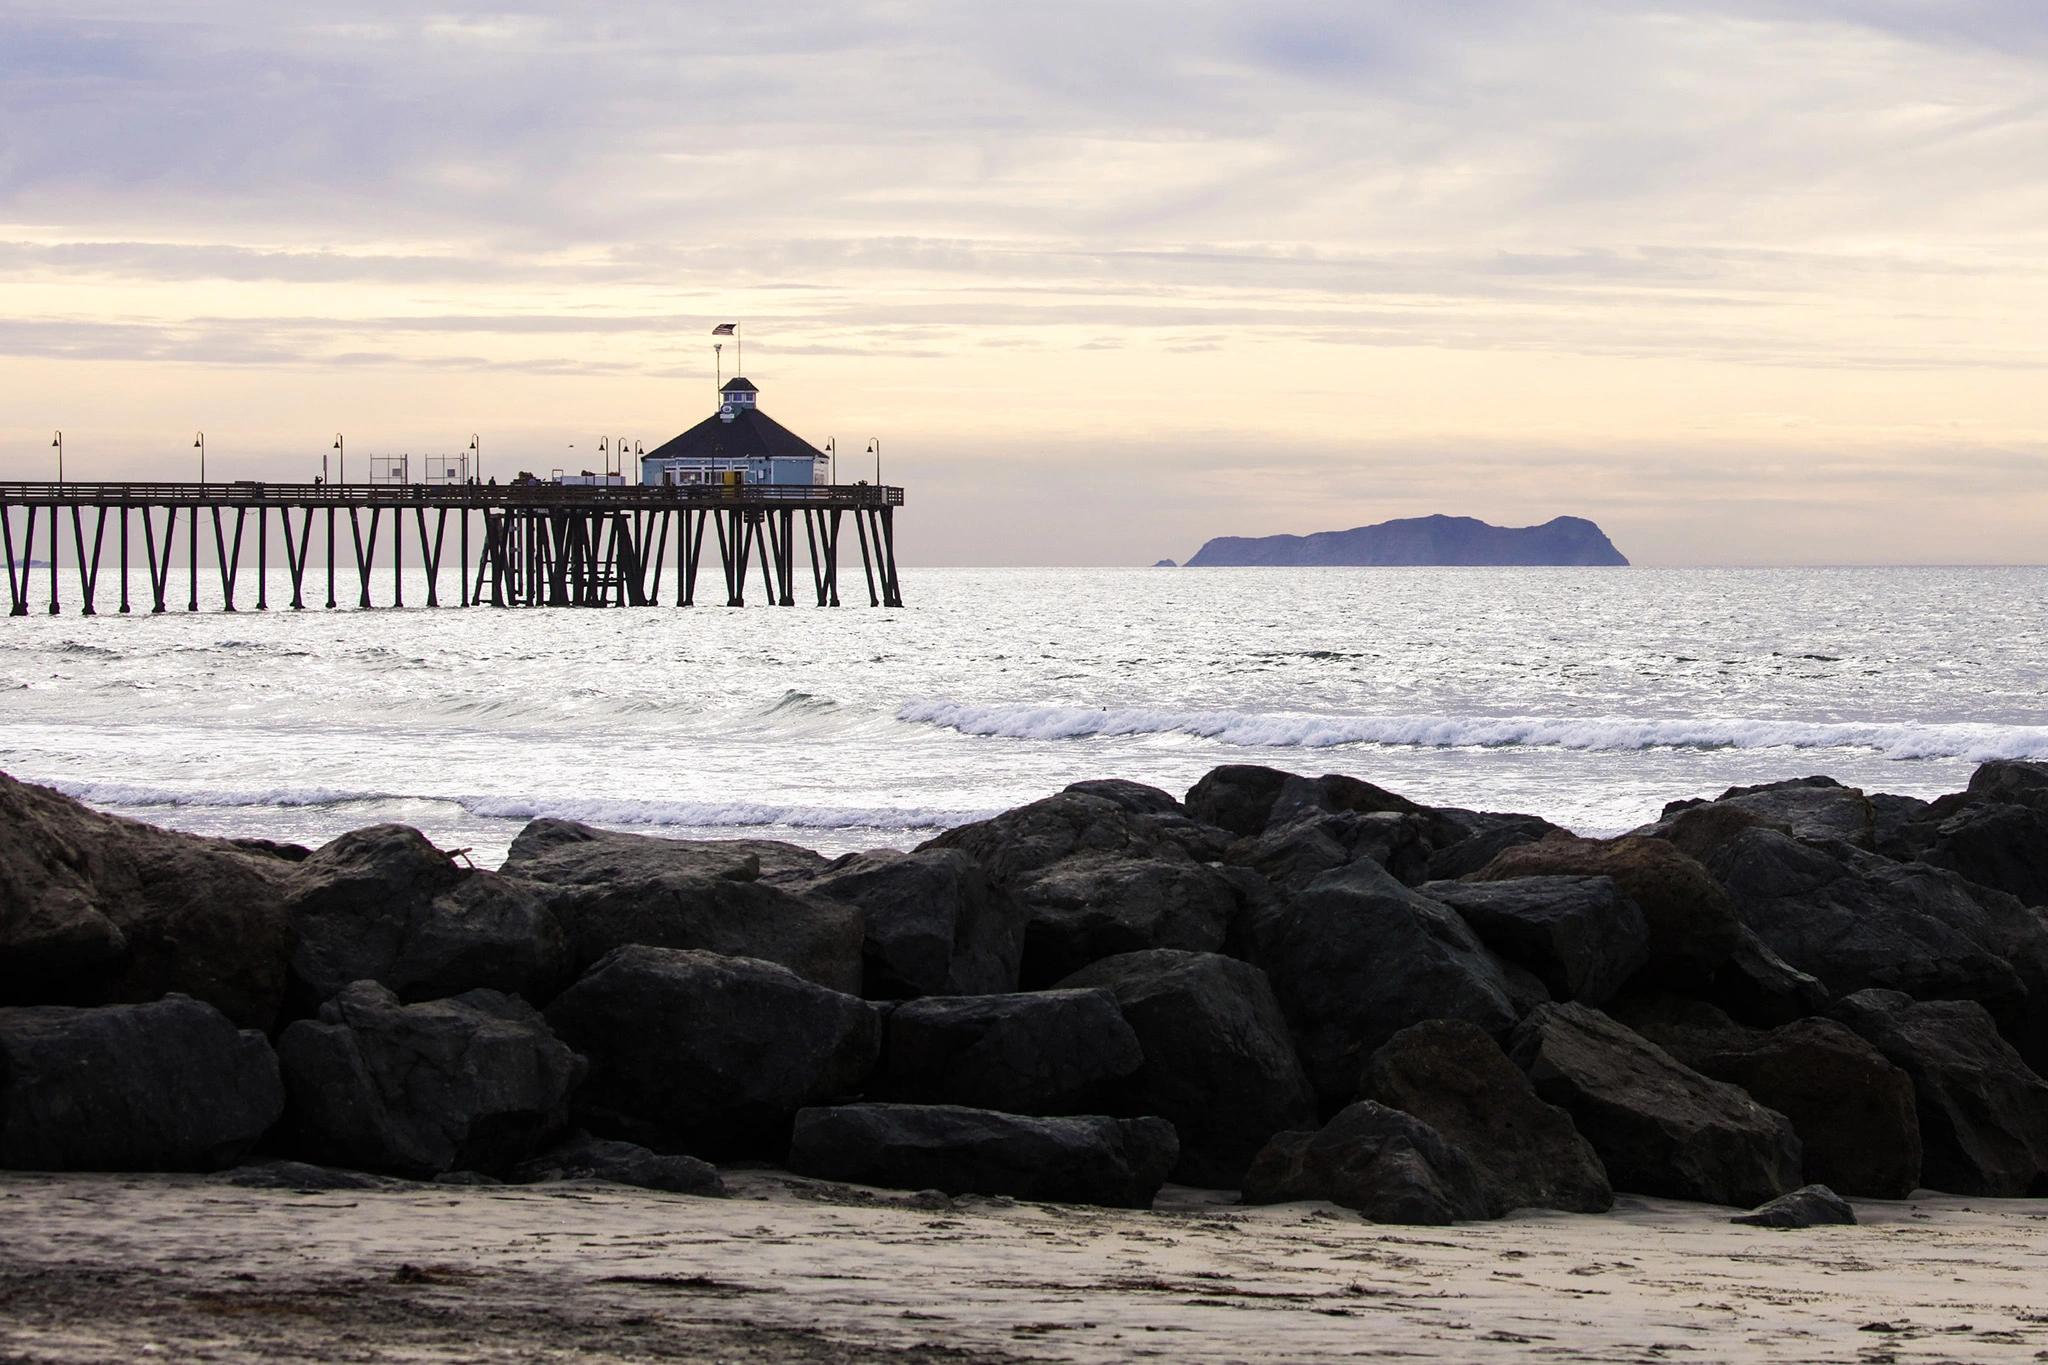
left=3, top=566, right=2044, bottom=864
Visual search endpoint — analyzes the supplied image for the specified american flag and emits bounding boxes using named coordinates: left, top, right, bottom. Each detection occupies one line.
left=711, top=323, right=736, bottom=336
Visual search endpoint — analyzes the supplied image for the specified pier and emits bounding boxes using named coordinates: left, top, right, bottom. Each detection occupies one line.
left=0, top=480, right=904, bottom=615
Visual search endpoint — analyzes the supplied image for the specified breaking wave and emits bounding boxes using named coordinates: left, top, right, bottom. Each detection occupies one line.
left=896, top=700, right=2048, bottom=762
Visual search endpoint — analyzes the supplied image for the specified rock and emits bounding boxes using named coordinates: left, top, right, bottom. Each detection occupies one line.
left=543, top=946, right=879, bottom=1159
left=276, top=981, right=586, bottom=1179
left=1419, top=876, right=1649, bottom=1006
left=222, top=1160, right=395, bottom=1190
left=1007, top=854, right=1236, bottom=989
left=1426, top=814, right=1565, bottom=881
left=286, top=825, right=568, bottom=1009
left=1229, top=809, right=1437, bottom=890
left=874, top=989, right=1144, bottom=1116
left=1714, top=777, right=1877, bottom=851
left=0, top=770, right=295, bottom=1028
left=1619, top=1002, right=1920, bottom=1200
left=920, top=791, right=1187, bottom=884
left=1635, top=802, right=1794, bottom=864
left=497, top=820, right=862, bottom=994
left=1870, top=793, right=1941, bottom=864
left=1967, top=759, right=2048, bottom=811
left=1063, top=779, right=1186, bottom=818
left=1358, top=1019, right=1612, bottom=1215
left=1056, top=950, right=1318, bottom=1188
left=1826, top=988, right=2048, bottom=1197
left=1470, top=836, right=1740, bottom=990
left=1239, top=859, right=1518, bottom=1110
left=1705, top=829, right=2026, bottom=1011
left=1731, top=1184, right=1856, bottom=1228
left=0, top=995, right=283, bottom=1171
left=510, top=1133, right=725, bottom=1195
left=1508, top=1001, right=1803, bottom=1208
left=1241, top=1101, right=1490, bottom=1224
left=1185, top=765, right=1294, bottom=838
left=792, top=848, right=1023, bottom=998
left=787, top=1103, right=1177, bottom=1208
left=1707, top=924, right=1832, bottom=1027
left=1924, top=801, right=2048, bottom=909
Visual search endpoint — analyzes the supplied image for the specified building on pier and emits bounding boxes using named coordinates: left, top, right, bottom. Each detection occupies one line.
left=639, top=378, right=831, bottom=488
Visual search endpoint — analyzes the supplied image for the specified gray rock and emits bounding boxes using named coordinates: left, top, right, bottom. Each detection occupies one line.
left=510, top=1133, right=725, bottom=1195
left=874, top=989, right=1144, bottom=1116
left=793, top=848, right=1024, bottom=998
left=1967, top=759, right=2048, bottom=811
left=1634, top=800, right=1794, bottom=864
left=1731, top=1184, right=1856, bottom=1228
left=1420, top=876, right=1649, bottom=1006
left=0, top=770, right=295, bottom=1028
left=1425, top=814, right=1565, bottom=881
left=788, top=1103, right=1177, bottom=1208
left=1241, top=1101, right=1490, bottom=1224
left=1826, top=988, right=2048, bottom=1197
left=543, top=946, right=879, bottom=1159
left=1229, top=809, right=1438, bottom=891
left=1240, top=859, right=1518, bottom=1110
left=1057, top=950, right=1318, bottom=1188
left=1705, top=829, right=2027, bottom=1011
left=1714, top=777, right=1878, bottom=851
left=222, top=1160, right=396, bottom=1190
left=277, top=981, right=585, bottom=1179
left=286, top=825, right=567, bottom=1008
left=1007, top=853, right=1236, bottom=989
left=919, top=790, right=1188, bottom=884
left=1359, top=1019, right=1612, bottom=1215
left=1509, top=1001, right=1803, bottom=1208
left=1708, top=924, right=1832, bottom=1026
left=498, top=820, right=861, bottom=995
left=1185, top=765, right=1294, bottom=838
left=1924, top=801, right=2048, bottom=909
left=1619, top=1000, right=1920, bottom=1200
left=1870, top=792, right=1942, bottom=864
left=1471, top=836, right=1741, bottom=991
left=1063, top=779, right=1186, bottom=818
left=0, top=995, right=284, bottom=1171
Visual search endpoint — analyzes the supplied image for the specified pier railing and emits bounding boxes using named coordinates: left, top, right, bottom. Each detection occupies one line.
left=1, top=480, right=904, bottom=614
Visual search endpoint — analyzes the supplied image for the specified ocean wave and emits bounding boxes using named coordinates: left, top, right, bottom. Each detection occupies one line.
left=895, top=700, right=2048, bottom=761
left=44, top=777, right=986, bottom=832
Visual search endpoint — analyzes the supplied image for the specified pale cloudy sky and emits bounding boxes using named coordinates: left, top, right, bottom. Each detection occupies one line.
left=2, top=1, right=2044, bottom=564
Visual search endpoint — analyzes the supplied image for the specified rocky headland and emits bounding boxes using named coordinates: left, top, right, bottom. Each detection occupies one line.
left=5, top=760, right=2048, bottom=1224
left=1185, top=513, right=1629, bottom=566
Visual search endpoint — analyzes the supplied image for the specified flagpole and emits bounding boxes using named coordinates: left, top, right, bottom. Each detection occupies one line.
left=736, top=323, right=742, bottom=378
left=715, top=343, right=722, bottom=394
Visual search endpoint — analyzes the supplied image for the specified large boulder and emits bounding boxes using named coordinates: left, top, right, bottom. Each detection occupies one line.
left=1006, top=854, right=1236, bottom=989
left=1711, top=777, right=1878, bottom=850
left=1241, top=1101, right=1490, bottom=1225
left=543, top=946, right=879, bottom=1159
left=1358, top=1019, right=1612, bottom=1215
left=499, top=820, right=861, bottom=994
left=1240, top=860, right=1518, bottom=1110
left=788, top=1103, right=1177, bottom=1208
left=1420, top=876, right=1649, bottom=1006
left=509, top=1133, right=724, bottom=1196
left=1633, top=801, right=1793, bottom=865
left=1057, top=950, right=1318, bottom=1188
left=920, top=790, right=1188, bottom=883
left=1185, top=765, right=1294, bottom=838
left=1705, top=828, right=2027, bottom=1011
left=1923, top=801, right=2048, bottom=910
left=0, top=995, right=283, bottom=1171
left=1870, top=792, right=1943, bottom=864
left=1228, top=809, right=1439, bottom=891
left=1827, top=988, right=2048, bottom=1197
left=1705, top=924, right=1831, bottom=1027
left=873, top=989, right=1144, bottom=1116
left=1966, top=759, right=2048, bottom=811
left=1508, top=1002, right=1803, bottom=1208
left=277, top=981, right=585, bottom=1178
left=1425, top=813, right=1566, bottom=882
left=286, top=825, right=567, bottom=1009
left=792, top=849, right=1024, bottom=998
left=0, top=771, right=296, bottom=1028
left=1619, top=1001, right=1920, bottom=1200
left=1470, top=836, right=1740, bottom=990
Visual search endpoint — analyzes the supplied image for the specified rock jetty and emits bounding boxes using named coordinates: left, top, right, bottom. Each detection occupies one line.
left=7, top=762, right=2048, bottom=1219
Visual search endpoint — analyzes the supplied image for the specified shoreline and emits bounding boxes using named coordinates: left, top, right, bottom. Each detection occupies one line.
left=6, top=1172, right=2048, bottom=1363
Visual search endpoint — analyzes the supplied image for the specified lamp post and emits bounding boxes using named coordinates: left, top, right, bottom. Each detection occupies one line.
left=468, top=434, right=479, bottom=483
left=824, top=437, right=835, bottom=485
left=333, top=433, right=344, bottom=484
left=867, top=437, right=881, bottom=486
left=194, top=432, right=205, bottom=483
left=51, top=431, right=62, bottom=483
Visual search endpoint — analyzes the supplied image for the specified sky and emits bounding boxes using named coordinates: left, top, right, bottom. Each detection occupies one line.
left=1, top=1, right=2044, bottom=566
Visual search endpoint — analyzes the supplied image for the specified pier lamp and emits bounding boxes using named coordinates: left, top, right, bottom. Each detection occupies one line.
left=824, top=437, right=835, bottom=484
left=194, top=432, right=205, bottom=484
left=334, top=434, right=345, bottom=485
left=867, top=437, right=880, bottom=486
left=468, top=434, right=479, bottom=483
left=52, top=431, right=62, bottom=484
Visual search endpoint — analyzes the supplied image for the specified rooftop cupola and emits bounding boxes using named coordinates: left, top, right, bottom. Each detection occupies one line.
left=718, top=377, right=758, bottom=422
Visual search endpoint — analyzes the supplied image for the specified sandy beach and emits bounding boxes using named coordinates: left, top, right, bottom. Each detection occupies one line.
left=5, top=1172, right=2046, bottom=1364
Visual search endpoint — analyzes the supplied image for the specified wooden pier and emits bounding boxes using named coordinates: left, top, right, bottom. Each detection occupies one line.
left=0, top=480, right=904, bottom=615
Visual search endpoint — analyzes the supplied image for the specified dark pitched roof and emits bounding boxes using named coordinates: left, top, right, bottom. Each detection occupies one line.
left=720, top=377, right=758, bottom=393
left=641, top=407, right=825, bottom=464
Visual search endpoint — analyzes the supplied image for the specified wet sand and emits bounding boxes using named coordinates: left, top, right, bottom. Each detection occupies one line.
left=5, top=1171, right=2048, bottom=1363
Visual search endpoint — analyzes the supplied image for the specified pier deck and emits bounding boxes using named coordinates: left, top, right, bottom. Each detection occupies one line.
left=0, top=480, right=904, bottom=614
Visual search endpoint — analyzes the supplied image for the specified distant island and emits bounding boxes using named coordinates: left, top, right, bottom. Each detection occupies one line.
left=1183, top=514, right=1628, bottom=567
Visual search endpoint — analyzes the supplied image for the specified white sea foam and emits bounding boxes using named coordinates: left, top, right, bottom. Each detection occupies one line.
left=896, top=700, right=2048, bottom=762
